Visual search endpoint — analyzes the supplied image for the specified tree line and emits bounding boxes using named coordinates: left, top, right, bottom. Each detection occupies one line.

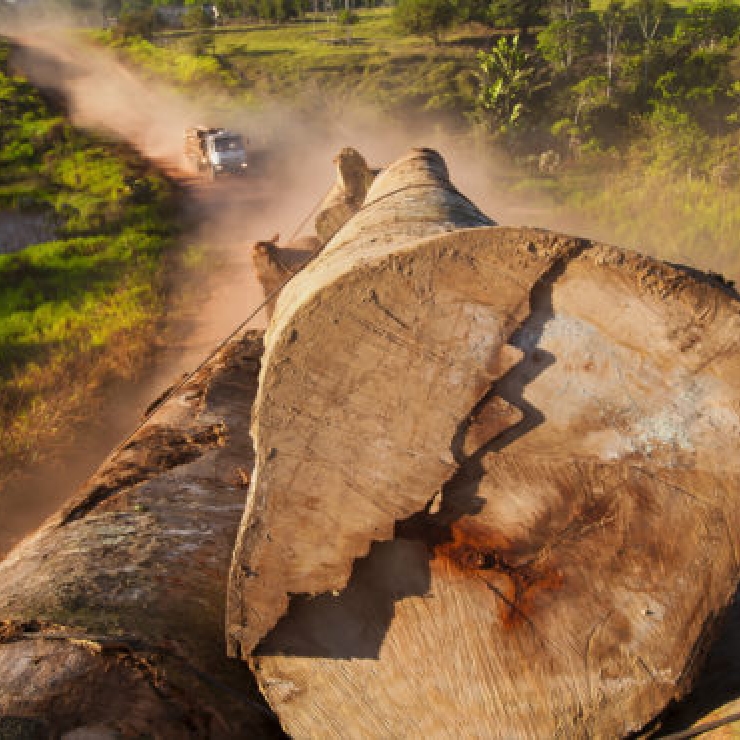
left=453, top=0, right=740, bottom=171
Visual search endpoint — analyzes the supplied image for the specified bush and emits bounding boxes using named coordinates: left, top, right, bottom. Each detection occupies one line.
left=183, top=4, right=214, bottom=29
left=337, top=8, right=359, bottom=25
left=115, top=8, right=159, bottom=39
left=393, top=0, right=455, bottom=44
left=185, top=32, right=216, bottom=56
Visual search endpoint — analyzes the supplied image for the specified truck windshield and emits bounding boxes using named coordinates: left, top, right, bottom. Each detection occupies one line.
left=214, top=136, right=244, bottom=153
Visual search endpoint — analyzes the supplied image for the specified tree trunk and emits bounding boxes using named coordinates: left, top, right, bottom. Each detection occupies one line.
left=0, top=330, right=284, bottom=739
left=227, top=147, right=501, bottom=656
left=228, top=148, right=740, bottom=738
left=314, top=147, right=376, bottom=246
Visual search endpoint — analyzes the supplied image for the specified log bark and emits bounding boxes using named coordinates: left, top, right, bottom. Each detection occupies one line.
left=314, top=147, right=377, bottom=245
left=227, top=148, right=740, bottom=738
left=0, top=330, right=284, bottom=739
left=250, top=235, right=321, bottom=321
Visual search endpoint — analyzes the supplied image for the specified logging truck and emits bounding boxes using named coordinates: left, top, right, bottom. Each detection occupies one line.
left=184, top=125, right=248, bottom=179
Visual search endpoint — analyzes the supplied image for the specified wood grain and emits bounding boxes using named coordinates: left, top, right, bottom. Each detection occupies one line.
left=228, top=148, right=740, bottom=738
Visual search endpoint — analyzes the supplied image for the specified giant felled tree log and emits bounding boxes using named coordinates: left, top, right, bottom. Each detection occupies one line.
left=227, top=148, right=740, bottom=738
left=0, top=330, right=284, bottom=738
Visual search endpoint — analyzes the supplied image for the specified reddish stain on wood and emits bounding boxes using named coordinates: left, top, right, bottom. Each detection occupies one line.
left=434, top=519, right=564, bottom=629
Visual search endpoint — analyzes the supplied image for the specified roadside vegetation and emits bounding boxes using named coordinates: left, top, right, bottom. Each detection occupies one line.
left=75, top=0, right=740, bottom=278
left=1, top=0, right=740, bottom=472
left=0, top=40, right=177, bottom=475
left=88, top=13, right=480, bottom=115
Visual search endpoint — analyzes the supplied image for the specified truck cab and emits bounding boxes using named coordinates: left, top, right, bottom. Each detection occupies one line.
left=185, top=126, right=248, bottom=179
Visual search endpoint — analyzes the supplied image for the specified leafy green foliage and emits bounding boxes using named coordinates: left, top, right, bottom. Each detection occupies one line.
left=487, top=0, right=548, bottom=37
left=537, top=16, right=594, bottom=71
left=393, top=0, right=456, bottom=44
left=600, top=0, right=627, bottom=94
left=97, top=31, right=230, bottom=86
left=631, top=0, right=670, bottom=43
left=182, top=3, right=215, bottom=28
left=675, top=0, right=740, bottom=47
left=654, top=46, right=734, bottom=110
left=0, top=40, right=175, bottom=470
left=115, top=8, right=160, bottom=38
left=476, top=35, right=544, bottom=131
left=337, top=8, right=359, bottom=25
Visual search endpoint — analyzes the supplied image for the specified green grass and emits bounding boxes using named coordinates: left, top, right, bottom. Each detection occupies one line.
left=90, top=10, right=486, bottom=114
left=89, top=6, right=740, bottom=285
left=0, top=39, right=177, bottom=472
left=589, top=0, right=691, bottom=8
left=557, top=165, right=740, bottom=280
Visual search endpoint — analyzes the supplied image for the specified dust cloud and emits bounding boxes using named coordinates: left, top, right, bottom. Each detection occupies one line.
left=0, top=22, right=577, bottom=557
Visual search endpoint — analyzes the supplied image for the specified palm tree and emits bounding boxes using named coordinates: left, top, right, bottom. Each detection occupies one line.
left=476, top=35, right=542, bottom=131
left=601, top=0, right=627, bottom=97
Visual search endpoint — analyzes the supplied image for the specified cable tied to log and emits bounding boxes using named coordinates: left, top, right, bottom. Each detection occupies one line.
left=73, top=189, right=330, bottom=493
left=656, top=712, right=740, bottom=739
left=358, top=180, right=491, bottom=222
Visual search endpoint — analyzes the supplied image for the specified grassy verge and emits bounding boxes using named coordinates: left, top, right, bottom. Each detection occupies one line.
left=0, top=40, right=178, bottom=475
left=90, top=10, right=485, bottom=117
left=91, top=12, right=740, bottom=278
left=562, top=170, right=740, bottom=280
left=510, top=118, right=740, bottom=282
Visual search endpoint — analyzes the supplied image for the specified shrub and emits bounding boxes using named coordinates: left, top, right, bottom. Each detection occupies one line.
left=115, top=8, right=160, bottom=39
left=337, top=8, right=359, bottom=25
left=393, top=0, right=455, bottom=45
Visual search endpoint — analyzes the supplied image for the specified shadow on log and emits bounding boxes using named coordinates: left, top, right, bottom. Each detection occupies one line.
left=0, top=331, right=285, bottom=738
left=228, top=148, right=740, bottom=738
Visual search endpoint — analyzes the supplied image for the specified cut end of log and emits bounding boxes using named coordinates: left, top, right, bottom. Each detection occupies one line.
left=228, top=147, right=576, bottom=658
left=227, top=147, right=740, bottom=737
left=315, top=146, right=376, bottom=245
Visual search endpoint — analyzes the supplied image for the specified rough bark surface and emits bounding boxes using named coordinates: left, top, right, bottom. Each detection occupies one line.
left=227, top=148, right=740, bottom=738
left=314, top=147, right=376, bottom=245
left=0, top=330, right=284, bottom=739
left=251, top=235, right=321, bottom=321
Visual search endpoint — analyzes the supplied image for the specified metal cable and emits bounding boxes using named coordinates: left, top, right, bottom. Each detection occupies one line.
left=656, top=711, right=740, bottom=740
left=85, top=194, right=328, bottom=474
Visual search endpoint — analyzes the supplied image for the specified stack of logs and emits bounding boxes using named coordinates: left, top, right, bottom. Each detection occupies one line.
left=2, top=148, right=740, bottom=739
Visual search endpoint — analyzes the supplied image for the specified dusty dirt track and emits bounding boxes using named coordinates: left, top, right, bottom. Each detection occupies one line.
left=0, top=169, right=273, bottom=559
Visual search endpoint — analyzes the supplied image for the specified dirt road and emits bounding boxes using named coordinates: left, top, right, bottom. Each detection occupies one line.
left=0, top=35, right=286, bottom=556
